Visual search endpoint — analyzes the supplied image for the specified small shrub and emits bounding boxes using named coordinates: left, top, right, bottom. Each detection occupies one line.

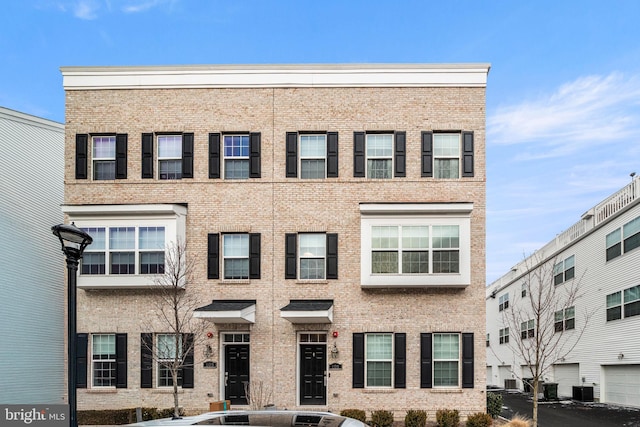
left=436, top=409, right=460, bottom=427
left=340, top=409, right=367, bottom=423
left=370, top=409, right=394, bottom=427
left=405, top=409, right=427, bottom=427
left=486, top=392, right=503, bottom=418
left=504, top=415, right=531, bottom=427
left=466, top=412, right=493, bottom=427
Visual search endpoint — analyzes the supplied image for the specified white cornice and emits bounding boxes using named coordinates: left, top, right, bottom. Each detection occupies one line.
left=60, top=63, right=490, bottom=90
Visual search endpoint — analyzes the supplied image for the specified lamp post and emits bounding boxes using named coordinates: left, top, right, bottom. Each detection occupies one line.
left=52, top=223, right=92, bottom=427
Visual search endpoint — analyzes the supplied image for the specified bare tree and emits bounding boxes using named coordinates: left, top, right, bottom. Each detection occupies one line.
left=500, top=254, right=594, bottom=427
left=141, top=240, right=207, bottom=419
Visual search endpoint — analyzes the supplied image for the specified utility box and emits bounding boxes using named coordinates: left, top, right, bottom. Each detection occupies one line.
left=573, top=386, right=594, bottom=402
left=209, top=400, right=231, bottom=411
left=543, top=383, right=558, bottom=400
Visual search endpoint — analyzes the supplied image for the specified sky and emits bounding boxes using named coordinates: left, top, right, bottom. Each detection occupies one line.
left=2, top=0, right=640, bottom=284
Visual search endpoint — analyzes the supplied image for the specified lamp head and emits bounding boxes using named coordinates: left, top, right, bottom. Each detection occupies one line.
left=52, top=222, right=93, bottom=260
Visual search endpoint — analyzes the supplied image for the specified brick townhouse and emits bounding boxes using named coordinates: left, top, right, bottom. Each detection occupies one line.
left=59, top=63, right=490, bottom=417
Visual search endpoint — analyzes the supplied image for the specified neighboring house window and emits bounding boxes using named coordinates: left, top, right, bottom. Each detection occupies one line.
left=92, top=136, right=116, bottom=180
left=223, top=234, right=250, bottom=279
left=520, top=319, right=535, bottom=339
left=521, top=283, right=527, bottom=297
left=606, top=216, right=640, bottom=261
left=157, top=334, right=182, bottom=387
left=366, top=333, right=393, bottom=387
left=360, top=203, right=472, bottom=288
left=498, top=293, right=509, bottom=312
left=607, top=285, right=640, bottom=321
left=421, top=131, right=474, bottom=178
left=75, top=133, right=127, bottom=180
left=92, top=334, right=116, bottom=387
left=224, top=135, right=250, bottom=179
left=433, top=333, right=460, bottom=387
left=554, top=255, right=575, bottom=285
left=158, top=135, right=182, bottom=179
left=208, top=132, right=261, bottom=179
left=554, top=306, right=576, bottom=332
left=499, top=327, right=509, bottom=344
left=285, top=233, right=338, bottom=280
left=207, top=233, right=261, bottom=280
left=80, top=226, right=165, bottom=276
left=486, top=334, right=490, bottom=347
left=353, top=132, right=406, bottom=179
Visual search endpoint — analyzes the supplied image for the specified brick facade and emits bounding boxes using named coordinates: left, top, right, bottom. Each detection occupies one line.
left=61, top=64, right=489, bottom=419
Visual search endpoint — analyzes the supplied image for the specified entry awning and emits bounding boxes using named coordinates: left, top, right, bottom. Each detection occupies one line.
left=194, top=300, right=256, bottom=324
left=280, top=300, right=334, bottom=324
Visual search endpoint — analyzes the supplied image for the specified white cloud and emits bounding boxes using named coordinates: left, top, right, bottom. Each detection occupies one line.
left=488, top=73, right=640, bottom=160
left=73, top=0, right=100, bottom=20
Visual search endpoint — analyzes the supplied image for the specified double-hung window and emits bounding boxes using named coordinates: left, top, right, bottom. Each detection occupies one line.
left=141, top=133, right=193, bottom=180
left=207, top=233, right=261, bottom=281
left=285, top=233, right=338, bottom=280
left=157, top=334, right=182, bottom=387
left=286, top=132, right=338, bottom=178
left=609, top=285, right=640, bottom=321
left=158, top=135, right=182, bottom=179
left=92, top=334, right=116, bottom=387
left=92, top=136, right=116, bottom=180
left=223, top=234, right=250, bottom=279
left=353, top=132, right=406, bottom=179
left=554, top=255, right=575, bottom=285
left=360, top=203, right=471, bottom=288
left=365, top=333, right=393, bottom=387
left=421, top=131, right=474, bottom=178
left=300, top=135, right=326, bottom=179
left=499, top=327, right=509, bottom=344
left=299, top=234, right=326, bottom=279
left=498, top=293, right=509, bottom=312
left=224, top=135, right=250, bottom=179
left=606, top=216, right=640, bottom=261
left=366, top=134, right=393, bottom=179
left=554, top=306, right=575, bottom=332
left=520, top=319, right=535, bottom=339
left=433, top=333, right=460, bottom=387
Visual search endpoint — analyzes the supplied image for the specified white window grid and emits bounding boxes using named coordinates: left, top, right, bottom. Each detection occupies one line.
left=498, top=293, right=509, bottom=311
left=223, top=134, right=250, bottom=179
left=433, top=333, right=460, bottom=388
left=499, top=327, right=509, bottom=344
left=433, top=134, right=461, bottom=179
left=299, top=233, right=326, bottom=280
left=158, top=135, right=182, bottom=179
left=92, top=333, right=116, bottom=387
left=366, top=134, right=393, bottom=179
left=365, top=333, right=393, bottom=388
left=222, top=234, right=249, bottom=279
left=299, top=134, right=327, bottom=179
left=157, top=333, right=183, bottom=388
left=92, top=136, right=116, bottom=180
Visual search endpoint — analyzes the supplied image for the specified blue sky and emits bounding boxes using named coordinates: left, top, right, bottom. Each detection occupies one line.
left=2, top=0, right=640, bottom=283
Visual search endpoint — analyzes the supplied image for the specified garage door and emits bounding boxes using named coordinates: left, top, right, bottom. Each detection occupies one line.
left=499, top=365, right=515, bottom=389
left=603, top=365, right=640, bottom=407
left=553, top=363, right=580, bottom=398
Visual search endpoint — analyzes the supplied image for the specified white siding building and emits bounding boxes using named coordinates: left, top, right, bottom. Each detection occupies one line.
left=486, top=175, right=640, bottom=407
left=0, top=107, right=65, bottom=403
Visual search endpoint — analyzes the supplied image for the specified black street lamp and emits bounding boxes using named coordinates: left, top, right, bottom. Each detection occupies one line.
left=52, top=223, right=92, bottom=427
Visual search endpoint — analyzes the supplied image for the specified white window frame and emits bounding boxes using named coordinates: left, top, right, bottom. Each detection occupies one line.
left=365, top=333, right=394, bottom=388
left=520, top=319, right=535, bottom=340
left=299, top=134, right=327, bottom=179
left=433, top=333, right=461, bottom=388
left=554, top=255, right=575, bottom=285
left=91, top=333, right=116, bottom=388
left=555, top=306, right=575, bottom=332
left=222, top=233, right=250, bottom=280
left=360, top=203, right=472, bottom=288
left=299, top=233, right=327, bottom=280
left=223, top=134, right=250, bottom=179
left=157, top=333, right=183, bottom=388
left=158, top=135, right=182, bottom=180
left=498, top=293, right=509, bottom=312
left=365, top=134, right=393, bottom=179
left=608, top=285, right=640, bottom=321
left=63, top=204, right=187, bottom=289
left=433, top=133, right=461, bottom=179
left=92, top=135, right=116, bottom=180
left=499, top=327, right=509, bottom=344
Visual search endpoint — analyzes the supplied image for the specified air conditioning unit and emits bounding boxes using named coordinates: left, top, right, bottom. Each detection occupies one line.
left=504, top=379, right=517, bottom=389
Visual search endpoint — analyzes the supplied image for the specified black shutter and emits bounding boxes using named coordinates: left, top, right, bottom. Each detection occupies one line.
left=394, top=131, right=406, bottom=177
left=462, top=332, right=474, bottom=388
left=141, top=133, right=154, bottom=179
left=75, top=134, right=88, bottom=180
left=462, top=132, right=474, bottom=177
left=326, top=233, right=338, bottom=279
left=181, top=334, right=194, bottom=389
left=115, top=134, right=128, bottom=179
left=420, top=333, right=433, bottom=388
left=140, top=333, right=153, bottom=388
left=285, top=233, right=297, bottom=279
left=353, top=132, right=366, bottom=177
left=249, top=132, right=261, bottom=178
left=327, top=132, right=339, bottom=178
left=115, top=333, right=127, bottom=388
left=394, top=333, right=406, bottom=388
left=421, top=132, right=433, bottom=177
left=76, top=333, right=88, bottom=388
left=182, top=133, right=194, bottom=178
left=209, top=133, right=221, bottom=179
left=352, top=333, right=365, bottom=388
left=286, top=132, right=298, bottom=177
left=249, top=233, right=261, bottom=279
left=207, top=233, right=220, bottom=279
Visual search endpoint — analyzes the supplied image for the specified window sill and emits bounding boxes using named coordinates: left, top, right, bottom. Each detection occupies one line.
left=220, top=279, right=251, bottom=285
left=152, top=388, right=184, bottom=394
left=296, top=280, right=328, bottom=285
left=362, top=388, right=397, bottom=394
left=86, top=388, right=117, bottom=394
left=429, top=388, right=463, bottom=394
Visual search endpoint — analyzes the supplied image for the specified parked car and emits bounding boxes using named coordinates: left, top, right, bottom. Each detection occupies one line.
left=128, top=410, right=369, bottom=427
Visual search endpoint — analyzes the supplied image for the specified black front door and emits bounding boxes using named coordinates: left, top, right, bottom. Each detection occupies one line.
left=225, top=345, right=249, bottom=405
left=300, top=344, right=326, bottom=405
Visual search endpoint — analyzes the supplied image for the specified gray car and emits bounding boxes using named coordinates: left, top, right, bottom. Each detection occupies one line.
left=127, top=410, right=369, bottom=427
